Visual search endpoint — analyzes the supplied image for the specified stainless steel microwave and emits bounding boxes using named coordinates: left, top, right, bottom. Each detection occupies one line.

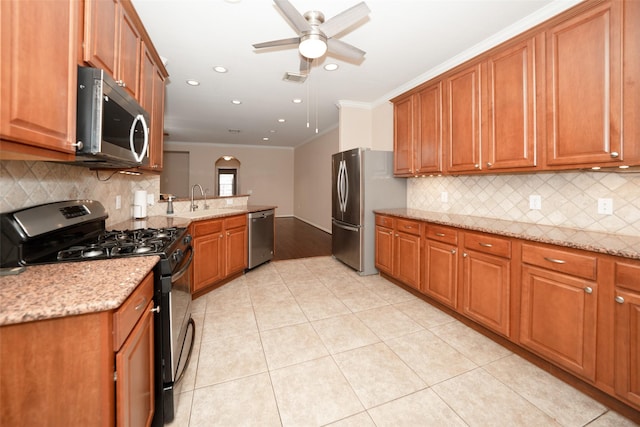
left=75, top=66, right=150, bottom=168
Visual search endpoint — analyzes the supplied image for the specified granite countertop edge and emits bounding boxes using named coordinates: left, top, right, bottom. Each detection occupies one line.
left=374, top=208, right=640, bottom=260
left=0, top=256, right=159, bottom=327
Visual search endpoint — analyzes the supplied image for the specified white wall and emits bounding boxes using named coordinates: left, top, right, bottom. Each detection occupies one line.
left=293, top=127, right=339, bottom=232
left=163, top=142, right=294, bottom=216
left=337, top=101, right=372, bottom=151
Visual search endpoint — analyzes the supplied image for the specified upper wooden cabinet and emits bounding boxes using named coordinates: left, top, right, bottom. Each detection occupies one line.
left=0, top=0, right=78, bottom=160
left=140, top=42, right=165, bottom=171
left=84, top=0, right=141, bottom=99
left=393, top=82, right=443, bottom=176
left=484, top=37, right=539, bottom=171
left=545, top=0, right=623, bottom=167
left=444, top=63, right=483, bottom=173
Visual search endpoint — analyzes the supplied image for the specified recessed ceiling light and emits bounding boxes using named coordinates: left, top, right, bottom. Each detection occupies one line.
left=269, top=129, right=276, bottom=133
left=231, top=99, right=242, bottom=105
left=324, top=63, right=339, bottom=71
left=213, top=66, right=228, bottom=73
left=186, top=79, right=200, bottom=86
left=292, top=98, right=303, bottom=104
left=262, top=137, right=270, bottom=141
left=278, top=118, right=286, bottom=123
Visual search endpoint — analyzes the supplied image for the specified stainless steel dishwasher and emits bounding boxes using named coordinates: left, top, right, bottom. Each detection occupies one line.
left=247, top=209, right=275, bottom=269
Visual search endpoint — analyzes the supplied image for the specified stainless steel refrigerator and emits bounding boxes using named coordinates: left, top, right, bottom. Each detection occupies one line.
left=332, top=148, right=406, bottom=275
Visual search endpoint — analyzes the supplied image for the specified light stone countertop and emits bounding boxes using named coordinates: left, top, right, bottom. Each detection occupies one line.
left=375, top=208, right=640, bottom=260
left=0, top=256, right=159, bottom=326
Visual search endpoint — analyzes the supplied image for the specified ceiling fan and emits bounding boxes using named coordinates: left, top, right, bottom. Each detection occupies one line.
left=253, top=0, right=371, bottom=74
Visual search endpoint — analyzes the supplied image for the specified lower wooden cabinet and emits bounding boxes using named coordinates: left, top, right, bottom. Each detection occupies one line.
left=0, top=270, right=156, bottom=426
left=374, top=216, right=421, bottom=290
left=462, top=232, right=512, bottom=337
left=422, top=225, right=458, bottom=308
left=614, top=260, right=640, bottom=407
left=191, top=214, right=247, bottom=295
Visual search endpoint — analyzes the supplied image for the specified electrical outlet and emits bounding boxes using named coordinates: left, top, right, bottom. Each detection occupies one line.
left=597, top=198, right=613, bottom=215
left=529, top=195, right=542, bottom=210
left=115, top=195, right=121, bottom=210
left=441, top=191, right=448, bottom=203
left=226, top=199, right=233, bottom=205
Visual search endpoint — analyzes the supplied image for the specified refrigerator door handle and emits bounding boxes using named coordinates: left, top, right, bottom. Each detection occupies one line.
left=332, top=219, right=360, bottom=232
left=337, top=160, right=348, bottom=213
left=342, top=161, right=348, bottom=213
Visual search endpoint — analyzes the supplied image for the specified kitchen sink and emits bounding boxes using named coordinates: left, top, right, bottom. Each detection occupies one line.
left=170, top=208, right=246, bottom=220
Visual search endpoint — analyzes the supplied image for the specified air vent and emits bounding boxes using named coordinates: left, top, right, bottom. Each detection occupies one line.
left=228, top=129, right=241, bottom=134
left=283, top=72, right=307, bottom=83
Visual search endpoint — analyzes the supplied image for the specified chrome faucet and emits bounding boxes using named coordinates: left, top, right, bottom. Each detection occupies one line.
left=190, top=184, right=209, bottom=212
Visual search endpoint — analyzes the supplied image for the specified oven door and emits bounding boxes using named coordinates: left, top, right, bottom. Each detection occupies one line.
left=168, top=246, right=194, bottom=383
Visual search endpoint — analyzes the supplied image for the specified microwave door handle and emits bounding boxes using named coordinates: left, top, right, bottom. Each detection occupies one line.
left=130, top=114, right=149, bottom=163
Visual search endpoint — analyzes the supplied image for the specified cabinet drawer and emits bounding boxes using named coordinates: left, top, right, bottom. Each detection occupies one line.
left=225, top=214, right=247, bottom=230
left=615, top=260, right=640, bottom=293
left=193, top=218, right=223, bottom=236
left=113, top=271, right=154, bottom=351
left=522, top=243, right=596, bottom=280
left=425, top=224, right=458, bottom=245
left=396, top=218, right=421, bottom=236
left=376, top=215, right=394, bottom=228
left=464, top=232, right=511, bottom=258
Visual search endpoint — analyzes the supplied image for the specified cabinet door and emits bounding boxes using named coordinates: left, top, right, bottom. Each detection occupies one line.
left=226, top=226, right=247, bottom=275
left=116, top=300, right=154, bottom=427
left=193, top=233, right=224, bottom=292
left=520, top=265, right=597, bottom=381
left=1, top=0, right=77, bottom=156
left=416, top=83, right=443, bottom=174
left=545, top=0, right=622, bottom=166
left=149, top=66, right=166, bottom=170
left=485, top=38, right=537, bottom=170
left=395, top=231, right=421, bottom=290
left=83, top=0, right=119, bottom=76
left=118, top=7, right=141, bottom=99
left=614, top=288, right=640, bottom=407
left=445, top=63, right=482, bottom=173
left=393, top=96, right=415, bottom=176
left=462, top=250, right=510, bottom=337
left=422, top=240, right=458, bottom=308
left=375, top=225, right=394, bottom=275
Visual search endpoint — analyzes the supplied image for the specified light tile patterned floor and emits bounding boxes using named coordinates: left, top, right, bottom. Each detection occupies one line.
left=169, top=257, right=638, bottom=427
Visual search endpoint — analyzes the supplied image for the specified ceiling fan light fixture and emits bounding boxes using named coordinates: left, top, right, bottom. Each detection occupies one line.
left=299, top=33, right=327, bottom=59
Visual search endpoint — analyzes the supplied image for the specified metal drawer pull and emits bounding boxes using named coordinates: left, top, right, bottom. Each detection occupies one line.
left=435, top=232, right=446, bottom=237
left=611, top=151, right=619, bottom=158
left=134, top=297, right=147, bottom=311
left=583, top=286, right=593, bottom=294
left=451, top=249, right=456, bottom=255
left=543, top=257, right=566, bottom=264
left=479, top=242, right=493, bottom=248
left=615, top=296, right=625, bottom=304
left=151, top=306, right=161, bottom=313
left=404, top=225, right=413, bottom=229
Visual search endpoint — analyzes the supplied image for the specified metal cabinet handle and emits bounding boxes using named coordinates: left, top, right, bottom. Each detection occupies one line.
left=479, top=242, right=493, bottom=248
left=150, top=306, right=161, bottom=313
left=435, top=232, right=446, bottom=237
left=615, top=296, right=625, bottom=304
left=404, top=225, right=414, bottom=229
left=134, top=297, right=147, bottom=311
left=543, top=257, right=566, bottom=264
left=474, top=164, right=480, bottom=168
left=486, top=162, right=493, bottom=168
left=611, top=151, right=619, bottom=158
left=395, top=233, right=399, bottom=237
left=451, top=249, right=456, bottom=254
left=584, top=286, right=593, bottom=294
left=463, top=252, right=468, bottom=257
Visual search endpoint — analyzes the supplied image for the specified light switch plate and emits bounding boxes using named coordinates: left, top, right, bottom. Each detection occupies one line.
left=115, top=195, right=121, bottom=210
left=529, top=195, right=542, bottom=210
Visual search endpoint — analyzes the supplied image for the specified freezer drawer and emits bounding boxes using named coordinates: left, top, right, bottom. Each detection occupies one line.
left=247, top=209, right=274, bottom=269
left=332, top=220, right=362, bottom=272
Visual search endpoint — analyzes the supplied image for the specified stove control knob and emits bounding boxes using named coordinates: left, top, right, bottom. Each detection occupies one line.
left=183, top=235, right=192, bottom=245
left=173, top=249, right=183, bottom=263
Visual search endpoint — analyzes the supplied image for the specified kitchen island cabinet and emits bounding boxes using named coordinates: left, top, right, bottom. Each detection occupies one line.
left=191, top=214, right=247, bottom=297
left=0, top=261, right=158, bottom=427
left=0, top=0, right=77, bottom=161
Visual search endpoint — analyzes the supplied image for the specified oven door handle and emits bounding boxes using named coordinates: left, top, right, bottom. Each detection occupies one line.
left=171, top=246, right=193, bottom=284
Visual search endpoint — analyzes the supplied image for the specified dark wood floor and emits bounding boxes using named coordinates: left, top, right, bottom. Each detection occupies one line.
left=273, top=217, right=332, bottom=261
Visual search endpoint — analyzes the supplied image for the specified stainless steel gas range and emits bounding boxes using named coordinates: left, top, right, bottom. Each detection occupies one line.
left=0, top=200, right=194, bottom=425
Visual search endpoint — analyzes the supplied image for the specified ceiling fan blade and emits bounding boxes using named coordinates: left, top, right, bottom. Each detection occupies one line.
left=299, top=56, right=312, bottom=74
left=253, top=37, right=300, bottom=49
left=320, top=2, right=370, bottom=38
left=327, top=38, right=366, bottom=60
left=274, top=0, right=312, bottom=34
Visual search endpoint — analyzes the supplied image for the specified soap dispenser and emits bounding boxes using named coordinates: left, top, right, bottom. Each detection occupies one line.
left=166, top=195, right=175, bottom=215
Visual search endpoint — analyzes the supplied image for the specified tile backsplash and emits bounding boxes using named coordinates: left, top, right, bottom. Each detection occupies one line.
left=408, top=171, right=640, bottom=236
left=1, top=160, right=161, bottom=227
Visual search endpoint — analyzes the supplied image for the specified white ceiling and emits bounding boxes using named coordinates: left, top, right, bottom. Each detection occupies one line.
left=131, top=0, right=580, bottom=148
